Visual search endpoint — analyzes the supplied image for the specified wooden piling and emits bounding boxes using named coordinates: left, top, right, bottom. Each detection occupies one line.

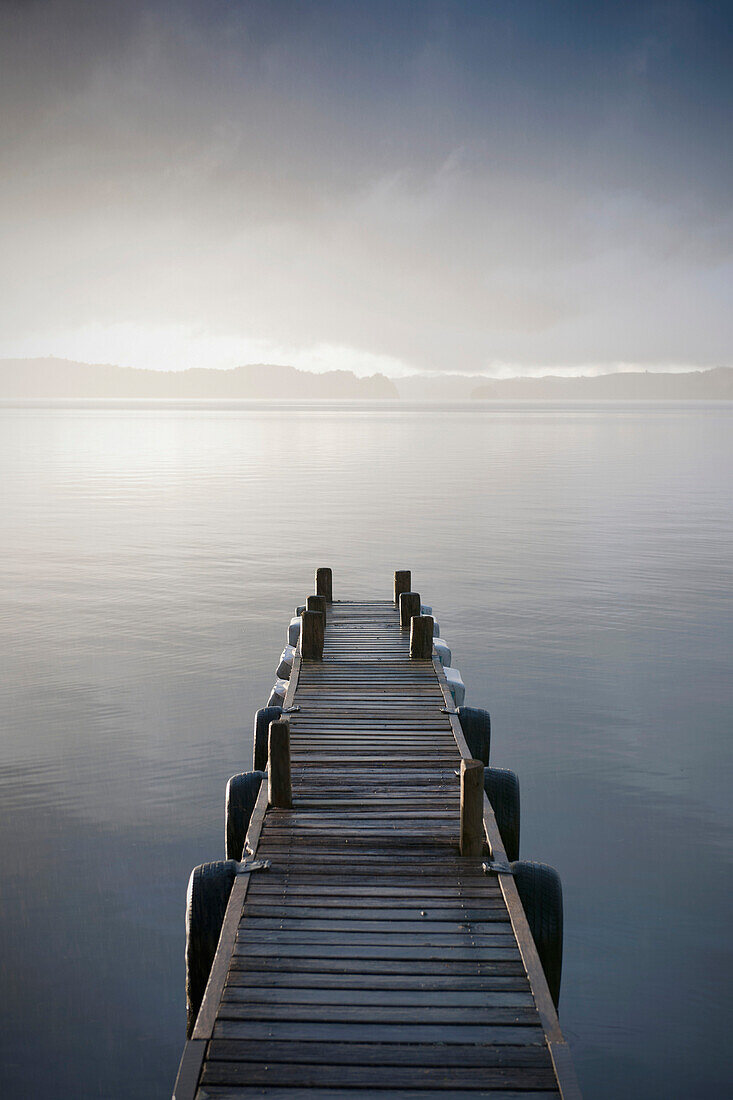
left=306, top=594, right=327, bottom=621
left=394, top=570, right=411, bottom=606
left=315, top=567, right=333, bottom=603
left=460, top=758, right=485, bottom=856
left=399, top=590, right=421, bottom=631
left=410, top=614, right=434, bottom=659
left=267, top=719, right=292, bottom=809
left=300, top=609, right=324, bottom=659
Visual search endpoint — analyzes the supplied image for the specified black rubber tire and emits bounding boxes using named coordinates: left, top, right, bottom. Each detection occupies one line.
left=457, top=706, right=491, bottom=765
left=252, top=705, right=283, bottom=772
left=510, top=860, right=563, bottom=1008
left=185, top=860, right=238, bottom=1036
left=225, top=770, right=264, bottom=860
left=484, top=768, right=520, bottom=861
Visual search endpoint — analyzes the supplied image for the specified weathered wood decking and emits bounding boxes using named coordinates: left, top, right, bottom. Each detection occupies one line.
left=174, top=600, right=579, bottom=1098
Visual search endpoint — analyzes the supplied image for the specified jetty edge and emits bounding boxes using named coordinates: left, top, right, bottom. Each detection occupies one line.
left=173, top=568, right=581, bottom=1099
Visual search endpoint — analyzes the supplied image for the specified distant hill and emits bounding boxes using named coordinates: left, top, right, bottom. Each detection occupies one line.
left=382, top=367, right=733, bottom=401
left=0, top=358, right=399, bottom=400
left=2, top=358, right=730, bottom=402
left=470, top=367, right=733, bottom=401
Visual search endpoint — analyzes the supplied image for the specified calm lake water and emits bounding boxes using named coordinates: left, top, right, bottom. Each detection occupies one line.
left=0, top=401, right=731, bottom=1099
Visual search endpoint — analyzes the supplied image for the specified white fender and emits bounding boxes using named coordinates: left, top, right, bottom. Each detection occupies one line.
left=433, top=639, right=452, bottom=667
left=444, top=666, right=465, bottom=707
left=276, top=644, right=295, bottom=680
left=288, top=616, right=301, bottom=647
left=267, top=678, right=289, bottom=708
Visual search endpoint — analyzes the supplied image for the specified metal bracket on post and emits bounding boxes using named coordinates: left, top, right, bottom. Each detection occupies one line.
left=236, top=858, right=271, bottom=875
left=482, top=861, right=514, bottom=876
left=441, top=706, right=459, bottom=715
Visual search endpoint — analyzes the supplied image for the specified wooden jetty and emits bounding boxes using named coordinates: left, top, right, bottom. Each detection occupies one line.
left=174, top=570, right=580, bottom=1099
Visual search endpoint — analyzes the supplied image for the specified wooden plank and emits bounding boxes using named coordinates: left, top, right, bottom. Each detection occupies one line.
left=213, top=1020, right=547, bottom=1045
left=228, top=957, right=526, bottom=976
left=231, top=944, right=522, bottom=961
left=242, top=898, right=505, bottom=911
left=224, top=972, right=529, bottom=991
left=196, top=1089, right=560, bottom=1100
left=216, top=1003, right=537, bottom=1025
left=196, top=1090, right=559, bottom=1100
left=250, top=852, right=484, bottom=863
left=246, top=873, right=497, bottom=885
left=237, top=916, right=515, bottom=933
left=220, top=987, right=534, bottom=1008
left=207, top=1038, right=551, bottom=1067
left=244, top=889, right=503, bottom=901
left=239, top=904, right=509, bottom=919
left=247, top=864, right=491, bottom=876
left=200, top=1061, right=558, bottom=1088
left=234, top=932, right=518, bottom=948
left=260, top=826, right=460, bottom=835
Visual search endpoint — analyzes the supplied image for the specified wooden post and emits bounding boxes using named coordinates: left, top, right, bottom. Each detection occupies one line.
left=268, top=719, right=292, bottom=808
left=315, top=567, right=333, bottom=603
left=394, top=570, right=411, bottom=606
left=301, top=609, right=324, bottom=659
left=399, top=591, right=421, bottom=631
left=460, top=759, right=485, bottom=856
left=410, top=615, right=434, bottom=659
left=307, top=594, right=327, bottom=621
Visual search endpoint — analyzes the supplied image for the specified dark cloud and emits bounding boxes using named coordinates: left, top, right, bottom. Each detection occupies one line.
left=1, top=0, right=731, bottom=371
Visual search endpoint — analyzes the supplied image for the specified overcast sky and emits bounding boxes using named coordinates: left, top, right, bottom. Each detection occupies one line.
left=0, top=0, right=731, bottom=376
